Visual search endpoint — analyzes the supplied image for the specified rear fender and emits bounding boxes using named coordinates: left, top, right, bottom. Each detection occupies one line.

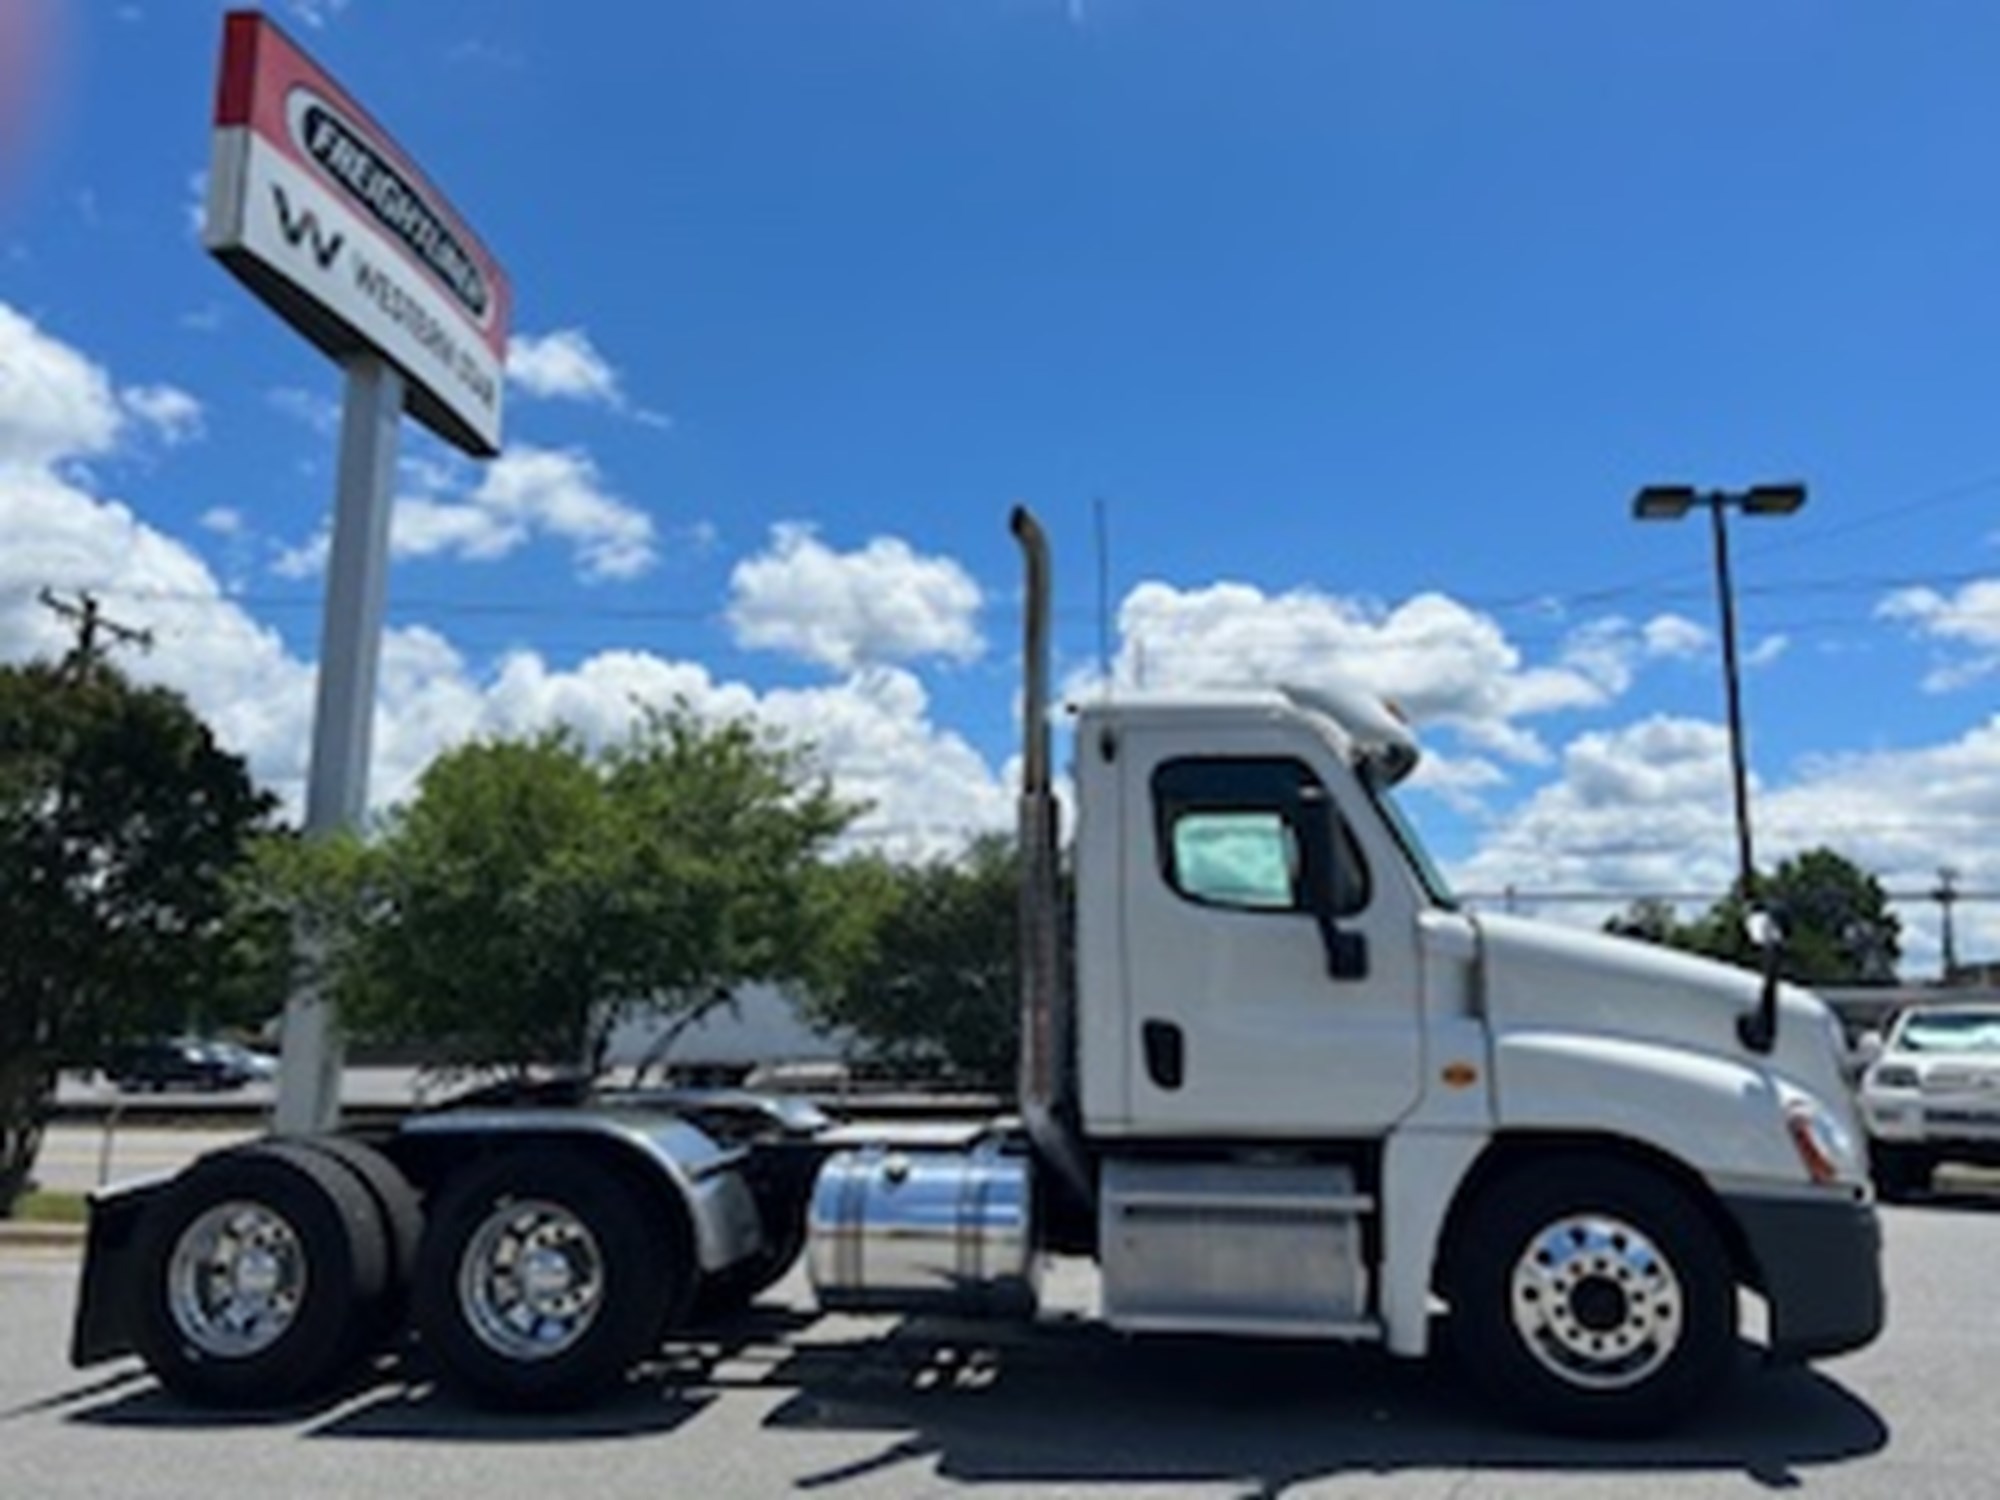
left=396, top=1108, right=764, bottom=1273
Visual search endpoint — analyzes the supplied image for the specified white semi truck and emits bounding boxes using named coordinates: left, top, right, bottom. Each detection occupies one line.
left=70, top=509, right=1882, bottom=1435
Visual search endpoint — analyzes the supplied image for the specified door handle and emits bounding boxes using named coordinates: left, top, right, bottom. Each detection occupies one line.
left=1142, top=1019, right=1185, bottom=1091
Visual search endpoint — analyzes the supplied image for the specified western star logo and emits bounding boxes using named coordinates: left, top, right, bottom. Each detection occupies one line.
left=272, top=184, right=343, bottom=269
left=290, top=89, right=490, bottom=324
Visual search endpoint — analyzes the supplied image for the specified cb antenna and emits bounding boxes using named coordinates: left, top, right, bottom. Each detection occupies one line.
left=1094, top=495, right=1112, bottom=699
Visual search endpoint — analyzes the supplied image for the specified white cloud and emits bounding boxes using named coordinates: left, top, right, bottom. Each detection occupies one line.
left=200, top=507, right=244, bottom=536
left=121, top=383, right=204, bottom=446
left=269, top=443, right=657, bottom=582
left=468, top=445, right=656, bottom=579
left=1880, top=579, right=2000, bottom=689
left=1450, top=715, right=1755, bottom=915
left=1102, top=580, right=1674, bottom=770
left=1744, top=633, right=1789, bottom=670
left=0, top=303, right=123, bottom=467
left=272, top=529, right=331, bottom=581
left=1642, top=614, right=1708, bottom=658
left=267, top=385, right=341, bottom=437
left=0, top=467, right=319, bottom=791
left=1447, top=710, right=2000, bottom=974
left=504, top=328, right=669, bottom=428
left=184, top=170, right=208, bottom=240
left=392, top=497, right=523, bottom=562
left=506, top=329, right=623, bottom=405
left=483, top=656, right=1011, bottom=860
left=728, top=524, right=985, bottom=671
left=285, top=0, right=352, bottom=28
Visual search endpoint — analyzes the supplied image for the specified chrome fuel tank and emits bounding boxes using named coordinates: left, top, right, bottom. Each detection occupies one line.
left=807, top=1139, right=1039, bottom=1316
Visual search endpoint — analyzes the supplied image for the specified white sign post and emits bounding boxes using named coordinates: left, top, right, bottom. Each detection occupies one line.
left=203, top=11, right=509, bottom=1130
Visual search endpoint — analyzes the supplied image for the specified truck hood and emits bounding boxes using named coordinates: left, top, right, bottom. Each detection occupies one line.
left=1468, top=911, right=1853, bottom=1107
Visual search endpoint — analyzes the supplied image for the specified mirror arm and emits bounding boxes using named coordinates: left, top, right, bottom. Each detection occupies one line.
left=1738, top=905, right=1782, bottom=1054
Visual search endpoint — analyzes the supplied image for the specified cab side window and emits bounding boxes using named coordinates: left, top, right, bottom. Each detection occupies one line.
left=1152, top=757, right=1368, bottom=916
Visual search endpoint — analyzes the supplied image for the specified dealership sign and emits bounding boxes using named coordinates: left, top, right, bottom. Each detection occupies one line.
left=204, top=10, right=508, bottom=455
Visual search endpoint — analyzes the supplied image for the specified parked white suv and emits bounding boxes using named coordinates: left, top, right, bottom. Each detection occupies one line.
left=1858, top=1005, right=2000, bottom=1198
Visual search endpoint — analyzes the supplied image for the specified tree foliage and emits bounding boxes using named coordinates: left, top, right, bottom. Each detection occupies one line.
left=326, top=705, right=867, bottom=1076
left=0, top=660, right=274, bottom=1211
left=806, top=834, right=1022, bottom=1087
left=1604, top=846, right=1901, bottom=984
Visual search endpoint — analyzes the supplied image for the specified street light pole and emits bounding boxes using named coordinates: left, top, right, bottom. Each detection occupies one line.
left=1706, top=496, right=1757, bottom=900
left=1632, top=481, right=1805, bottom=1052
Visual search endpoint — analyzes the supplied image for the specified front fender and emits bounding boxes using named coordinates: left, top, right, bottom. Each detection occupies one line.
left=1491, top=1031, right=1804, bottom=1186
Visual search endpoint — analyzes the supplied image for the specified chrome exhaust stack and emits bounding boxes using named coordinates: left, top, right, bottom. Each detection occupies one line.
left=1010, top=506, right=1094, bottom=1216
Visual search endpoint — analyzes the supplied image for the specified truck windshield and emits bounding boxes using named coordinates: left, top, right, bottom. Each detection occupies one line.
left=1360, top=770, right=1458, bottom=909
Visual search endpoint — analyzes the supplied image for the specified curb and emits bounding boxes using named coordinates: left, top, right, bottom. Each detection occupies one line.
left=0, top=1221, right=85, bottom=1249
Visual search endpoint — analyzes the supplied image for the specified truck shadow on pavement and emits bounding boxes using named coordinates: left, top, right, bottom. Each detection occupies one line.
left=62, top=1301, right=1886, bottom=1491
left=746, top=1315, right=1885, bottom=1493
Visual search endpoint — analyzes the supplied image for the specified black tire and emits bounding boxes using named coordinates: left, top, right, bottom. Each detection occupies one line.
left=288, top=1135, right=425, bottom=1340
left=1446, top=1155, right=1736, bottom=1436
left=289, top=1136, right=424, bottom=1285
left=131, top=1140, right=391, bottom=1407
left=413, top=1148, right=687, bottom=1410
left=1871, top=1142, right=1932, bottom=1202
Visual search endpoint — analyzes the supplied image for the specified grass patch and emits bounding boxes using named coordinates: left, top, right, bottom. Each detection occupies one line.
left=12, top=1189, right=88, bottom=1224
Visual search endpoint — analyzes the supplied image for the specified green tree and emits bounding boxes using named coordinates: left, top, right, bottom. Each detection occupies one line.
left=806, top=834, right=1023, bottom=1087
left=1603, top=896, right=1685, bottom=948
left=1605, top=847, right=1900, bottom=985
left=0, top=660, right=274, bottom=1212
left=341, top=706, right=865, bottom=1076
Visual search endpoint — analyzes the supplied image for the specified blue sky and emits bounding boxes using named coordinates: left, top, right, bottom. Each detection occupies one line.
left=2, top=1, right=1998, bottom=971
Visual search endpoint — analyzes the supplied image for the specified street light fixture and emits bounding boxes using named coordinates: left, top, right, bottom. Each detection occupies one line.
left=1632, top=481, right=1807, bottom=1051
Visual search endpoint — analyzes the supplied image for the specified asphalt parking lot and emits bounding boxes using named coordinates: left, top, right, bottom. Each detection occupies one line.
left=4, top=1184, right=1999, bottom=1499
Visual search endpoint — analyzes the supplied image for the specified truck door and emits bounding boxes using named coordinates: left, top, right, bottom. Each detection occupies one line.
left=1118, top=731, right=1425, bottom=1136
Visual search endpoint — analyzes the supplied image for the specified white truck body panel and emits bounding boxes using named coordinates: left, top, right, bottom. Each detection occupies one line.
left=1477, top=913, right=1867, bottom=1185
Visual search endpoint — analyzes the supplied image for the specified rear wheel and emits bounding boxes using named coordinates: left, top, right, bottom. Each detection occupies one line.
left=132, top=1141, right=391, bottom=1406
left=413, top=1148, right=687, bottom=1409
left=289, top=1135, right=424, bottom=1339
left=1447, top=1156, right=1735, bottom=1436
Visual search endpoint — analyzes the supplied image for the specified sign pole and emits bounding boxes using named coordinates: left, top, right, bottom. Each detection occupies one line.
left=274, top=352, right=403, bottom=1133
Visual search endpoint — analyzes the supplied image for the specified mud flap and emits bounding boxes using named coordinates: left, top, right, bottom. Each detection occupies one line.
left=69, top=1177, right=172, bottom=1367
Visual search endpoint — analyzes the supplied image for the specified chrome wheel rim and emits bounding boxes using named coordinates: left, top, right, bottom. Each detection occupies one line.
left=458, top=1198, right=606, bottom=1362
left=1510, top=1212, right=1684, bottom=1390
left=167, top=1200, right=308, bottom=1358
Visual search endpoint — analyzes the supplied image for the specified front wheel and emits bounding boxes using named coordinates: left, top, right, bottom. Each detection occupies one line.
left=1446, top=1156, right=1736, bottom=1436
left=1870, top=1142, right=1932, bottom=1202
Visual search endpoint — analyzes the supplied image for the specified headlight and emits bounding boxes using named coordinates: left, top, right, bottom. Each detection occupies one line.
left=1784, top=1098, right=1857, bottom=1185
left=1868, top=1063, right=1920, bottom=1091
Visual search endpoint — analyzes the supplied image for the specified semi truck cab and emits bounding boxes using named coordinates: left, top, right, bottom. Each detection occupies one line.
left=1004, top=662, right=1878, bottom=1432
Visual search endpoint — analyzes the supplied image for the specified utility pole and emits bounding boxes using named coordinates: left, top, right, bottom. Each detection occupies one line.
left=1933, top=866, right=1961, bottom=984
left=38, top=588, right=153, bottom=677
